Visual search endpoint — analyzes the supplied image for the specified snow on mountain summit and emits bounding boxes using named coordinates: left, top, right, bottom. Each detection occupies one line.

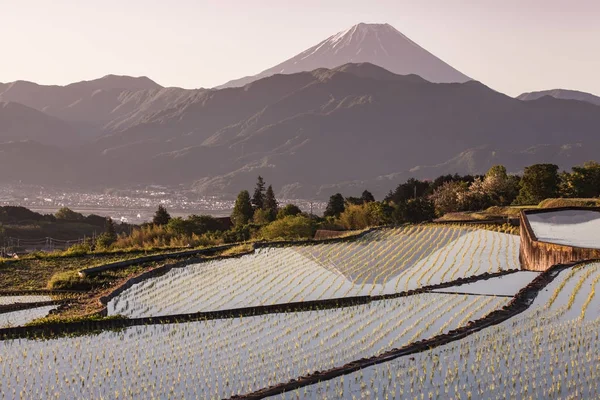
left=218, top=23, right=470, bottom=88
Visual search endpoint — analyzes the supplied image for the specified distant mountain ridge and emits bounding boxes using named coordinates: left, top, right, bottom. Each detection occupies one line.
left=0, top=75, right=203, bottom=134
left=0, top=101, right=79, bottom=146
left=518, top=89, right=600, bottom=106
left=41, top=62, right=596, bottom=199
left=1, top=62, right=600, bottom=199
left=218, top=22, right=471, bottom=88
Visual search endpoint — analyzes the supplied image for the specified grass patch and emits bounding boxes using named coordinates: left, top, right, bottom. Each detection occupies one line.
left=0, top=252, right=170, bottom=291
left=25, top=314, right=125, bottom=327
left=218, top=244, right=254, bottom=257
left=47, top=271, right=94, bottom=291
left=538, top=198, right=600, bottom=209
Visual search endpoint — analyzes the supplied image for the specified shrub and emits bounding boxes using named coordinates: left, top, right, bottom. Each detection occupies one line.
left=277, top=204, right=302, bottom=219
left=63, top=242, right=92, bottom=256
left=260, top=216, right=313, bottom=241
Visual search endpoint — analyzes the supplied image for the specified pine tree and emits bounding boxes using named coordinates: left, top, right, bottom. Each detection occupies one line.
left=251, top=176, right=266, bottom=211
left=231, top=190, right=253, bottom=227
left=264, top=185, right=278, bottom=222
left=153, top=205, right=171, bottom=226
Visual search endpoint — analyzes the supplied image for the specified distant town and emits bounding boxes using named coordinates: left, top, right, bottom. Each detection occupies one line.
left=0, top=184, right=325, bottom=223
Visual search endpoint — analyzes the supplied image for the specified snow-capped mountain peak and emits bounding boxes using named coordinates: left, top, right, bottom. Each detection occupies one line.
left=218, top=22, right=470, bottom=88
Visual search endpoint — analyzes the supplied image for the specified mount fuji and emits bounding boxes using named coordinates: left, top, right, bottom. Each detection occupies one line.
left=218, top=22, right=471, bottom=88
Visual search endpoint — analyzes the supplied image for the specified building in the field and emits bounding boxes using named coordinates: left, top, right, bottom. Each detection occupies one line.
left=519, top=207, right=600, bottom=271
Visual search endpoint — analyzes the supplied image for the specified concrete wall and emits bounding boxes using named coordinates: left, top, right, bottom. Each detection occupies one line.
left=519, top=207, right=600, bottom=271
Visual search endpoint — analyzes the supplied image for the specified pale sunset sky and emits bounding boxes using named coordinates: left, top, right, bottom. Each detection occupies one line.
left=1, top=0, right=599, bottom=96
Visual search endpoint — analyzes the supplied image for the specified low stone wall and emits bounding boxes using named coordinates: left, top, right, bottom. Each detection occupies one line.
left=519, top=207, right=600, bottom=271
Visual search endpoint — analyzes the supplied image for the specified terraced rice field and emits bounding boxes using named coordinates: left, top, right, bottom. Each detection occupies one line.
left=0, top=305, right=58, bottom=328
left=1, top=224, right=597, bottom=399
left=0, top=292, right=509, bottom=398
left=108, top=225, right=519, bottom=317
left=282, top=262, right=600, bottom=399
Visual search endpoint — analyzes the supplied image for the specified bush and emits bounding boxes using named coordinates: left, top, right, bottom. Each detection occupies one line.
left=338, top=204, right=370, bottom=230
left=63, top=242, right=92, bottom=256
left=260, top=216, right=314, bottom=241
left=277, top=204, right=302, bottom=219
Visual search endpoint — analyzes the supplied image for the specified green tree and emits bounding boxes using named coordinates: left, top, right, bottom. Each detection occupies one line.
left=231, top=190, right=253, bottom=227
left=485, top=165, right=508, bottom=180
left=251, top=176, right=266, bottom=211
left=252, top=209, right=272, bottom=225
left=153, top=205, right=171, bottom=226
left=96, top=218, right=117, bottom=249
left=515, top=164, right=560, bottom=205
left=263, top=185, right=278, bottom=222
left=277, top=204, right=302, bottom=219
left=344, top=197, right=364, bottom=206
left=324, top=193, right=345, bottom=218
left=260, top=215, right=313, bottom=240
left=338, top=202, right=392, bottom=230
left=361, top=190, right=375, bottom=203
left=186, top=215, right=228, bottom=234
left=560, top=161, right=600, bottom=198
left=167, top=217, right=188, bottom=236
left=55, top=207, right=84, bottom=221
left=385, top=178, right=431, bottom=203
left=394, top=198, right=435, bottom=223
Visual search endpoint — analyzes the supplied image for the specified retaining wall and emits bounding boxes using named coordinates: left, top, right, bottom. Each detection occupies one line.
left=519, top=207, right=600, bottom=271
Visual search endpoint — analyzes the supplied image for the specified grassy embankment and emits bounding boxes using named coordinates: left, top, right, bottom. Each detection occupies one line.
left=436, top=198, right=600, bottom=222
left=0, top=244, right=253, bottom=323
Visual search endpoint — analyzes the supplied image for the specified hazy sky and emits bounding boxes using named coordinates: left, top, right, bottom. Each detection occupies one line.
left=2, top=0, right=599, bottom=97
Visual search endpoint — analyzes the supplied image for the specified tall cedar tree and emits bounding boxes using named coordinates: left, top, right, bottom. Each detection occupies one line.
left=324, top=193, right=345, bottom=217
left=153, top=205, right=171, bottom=226
left=264, top=185, right=278, bottom=222
left=231, top=190, right=253, bottom=227
left=251, top=176, right=266, bottom=211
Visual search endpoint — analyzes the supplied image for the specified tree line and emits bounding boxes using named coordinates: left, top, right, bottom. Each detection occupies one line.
left=319, top=161, right=600, bottom=229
